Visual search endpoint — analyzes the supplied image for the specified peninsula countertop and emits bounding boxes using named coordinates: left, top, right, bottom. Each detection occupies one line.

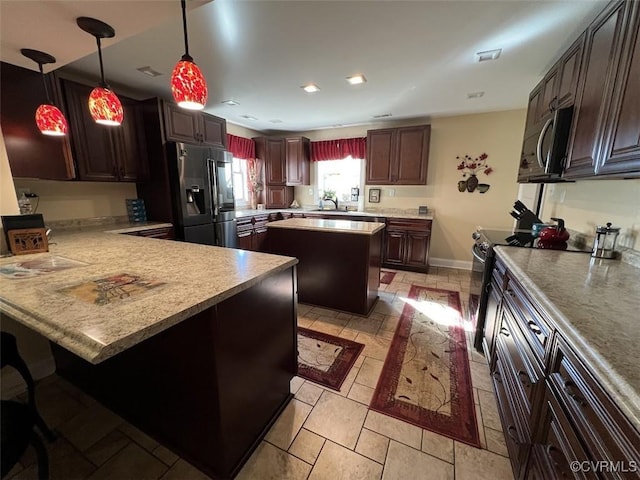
left=494, top=246, right=640, bottom=430
left=0, top=230, right=297, bottom=364
left=236, top=208, right=435, bottom=221
left=266, top=217, right=386, bottom=235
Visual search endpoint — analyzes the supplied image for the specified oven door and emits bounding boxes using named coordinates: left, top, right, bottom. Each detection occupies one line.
left=471, top=244, right=494, bottom=352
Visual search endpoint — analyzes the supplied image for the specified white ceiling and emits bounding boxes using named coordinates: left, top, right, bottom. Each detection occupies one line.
left=1, top=0, right=607, bottom=134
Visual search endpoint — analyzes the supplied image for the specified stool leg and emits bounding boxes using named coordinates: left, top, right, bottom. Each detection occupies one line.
left=30, top=432, right=49, bottom=480
left=34, top=413, right=57, bottom=443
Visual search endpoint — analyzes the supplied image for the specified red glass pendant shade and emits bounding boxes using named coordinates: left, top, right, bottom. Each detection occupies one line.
left=35, top=104, right=68, bottom=136
left=171, top=59, right=208, bottom=110
left=88, top=86, right=124, bottom=125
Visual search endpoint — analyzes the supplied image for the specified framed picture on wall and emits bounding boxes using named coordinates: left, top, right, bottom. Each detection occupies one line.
left=369, top=188, right=381, bottom=203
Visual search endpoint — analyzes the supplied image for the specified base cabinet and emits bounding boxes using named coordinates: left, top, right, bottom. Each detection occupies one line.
left=382, top=218, right=431, bottom=272
left=489, top=255, right=640, bottom=480
left=123, top=227, right=174, bottom=240
left=236, top=214, right=274, bottom=251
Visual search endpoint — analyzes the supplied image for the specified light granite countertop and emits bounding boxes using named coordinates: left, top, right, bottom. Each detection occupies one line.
left=235, top=208, right=435, bottom=221
left=494, top=246, right=640, bottom=430
left=267, top=218, right=386, bottom=235
left=104, top=222, right=173, bottom=234
left=0, top=230, right=297, bottom=364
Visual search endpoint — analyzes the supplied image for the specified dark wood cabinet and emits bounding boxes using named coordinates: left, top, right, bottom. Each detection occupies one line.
left=556, top=34, right=585, bottom=108
left=382, top=218, right=431, bottom=272
left=236, top=214, right=270, bottom=251
left=259, top=137, right=286, bottom=185
left=285, top=137, right=310, bottom=186
left=565, top=0, right=629, bottom=178
left=265, top=186, right=293, bottom=209
left=0, top=62, right=75, bottom=180
left=123, top=226, right=174, bottom=240
left=61, top=79, right=149, bottom=182
left=598, top=0, right=640, bottom=177
left=163, top=102, right=226, bottom=148
left=488, top=253, right=640, bottom=479
left=366, top=125, right=430, bottom=185
left=523, top=85, right=543, bottom=140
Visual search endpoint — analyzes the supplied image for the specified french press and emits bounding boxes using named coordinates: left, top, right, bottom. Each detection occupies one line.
left=592, top=222, right=620, bottom=259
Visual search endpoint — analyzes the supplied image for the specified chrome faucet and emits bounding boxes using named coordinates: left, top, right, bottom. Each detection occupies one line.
left=322, top=195, right=338, bottom=210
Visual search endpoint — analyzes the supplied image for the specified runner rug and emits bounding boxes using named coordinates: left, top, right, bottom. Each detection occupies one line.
left=297, top=327, right=365, bottom=391
left=370, top=285, right=480, bottom=447
left=380, top=270, right=396, bottom=284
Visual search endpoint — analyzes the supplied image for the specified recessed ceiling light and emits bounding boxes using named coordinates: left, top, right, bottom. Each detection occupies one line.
left=346, top=74, right=367, bottom=85
left=476, top=49, right=502, bottom=62
left=221, top=99, right=239, bottom=106
left=467, top=91, right=485, bottom=99
left=373, top=113, right=392, bottom=118
left=302, top=84, right=320, bottom=93
left=269, top=119, right=283, bottom=124
left=136, top=66, right=163, bottom=77
left=240, top=115, right=258, bottom=120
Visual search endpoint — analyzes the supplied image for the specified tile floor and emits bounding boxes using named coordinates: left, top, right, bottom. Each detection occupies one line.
left=4, top=267, right=513, bottom=480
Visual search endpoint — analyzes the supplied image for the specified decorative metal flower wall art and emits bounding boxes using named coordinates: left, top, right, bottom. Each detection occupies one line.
left=456, top=153, right=492, bottom=193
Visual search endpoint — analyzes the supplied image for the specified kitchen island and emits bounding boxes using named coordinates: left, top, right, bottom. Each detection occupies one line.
left=266, top=217, right=385, bottom=316
left=0, top=230, right=298, bottom=479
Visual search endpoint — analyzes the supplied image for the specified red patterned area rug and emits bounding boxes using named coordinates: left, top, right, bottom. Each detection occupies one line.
left=370, top=285, right=480, bottom=447
left=297, top=328, right=365, bottom=391
left=380, top=270, right=396, bottom=284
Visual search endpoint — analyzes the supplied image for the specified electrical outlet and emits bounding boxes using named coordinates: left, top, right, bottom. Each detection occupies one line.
left=388, top=189, right=395, bottom=197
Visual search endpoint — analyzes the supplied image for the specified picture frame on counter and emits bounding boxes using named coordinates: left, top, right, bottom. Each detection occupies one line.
left=369, top=188, right=381, bottom=203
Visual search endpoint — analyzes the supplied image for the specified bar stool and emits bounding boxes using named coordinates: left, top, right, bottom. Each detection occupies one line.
left=1, top=332, right=56, bottom=480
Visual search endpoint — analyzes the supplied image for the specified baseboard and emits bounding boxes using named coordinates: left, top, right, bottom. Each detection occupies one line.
left=429, top=257, right=473, bottom=271
left=1, top=357, right=56, bottom=398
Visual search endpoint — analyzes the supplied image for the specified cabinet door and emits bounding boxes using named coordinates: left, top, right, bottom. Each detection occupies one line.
left=163, top=102, right=199, bottom=143
left=115, top=98, right=149, bottom=182
left=0, top=62, right=74, bottom=180
left=384, top=231, right=405, bottom=265
left=264, top=138, right=286, bottom=185
left=395, top=125, right=430, bottom=184
left=523, top=85, right=543, bottom=138
left=200, top=113, right=227, bottom=148
left=405, top=232, right=430, bottom=267
left=556, top=34, right=585, bottom=107
left=237, top=230, right=253, bottom=251
left=538, top=66, right=559, bottom=122
left=265, top=186, right=292, bottom=208
left=285, top=137, right=310, bottom=186
left=565, top=1, right=628, bottom=178
left=254, top=227, right=268, bottom=252
left=366, top=129, right=395, bottom=184
left=599, top=2, right=640, bottom=177
left=62, top=79, right=118, bottom=181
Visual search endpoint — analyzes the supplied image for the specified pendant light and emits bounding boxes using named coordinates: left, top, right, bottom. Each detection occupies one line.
left=76, top=17, right=124, bottom=126
left=170, top=0, right=208, bottom=110
left=20, top=49, right=68, bottom=136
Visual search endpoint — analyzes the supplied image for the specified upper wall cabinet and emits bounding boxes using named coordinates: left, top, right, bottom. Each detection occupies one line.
left=285, top=137, right=311, bottom=186
left=0, top=62, right=75, bottom=180
left=598, top=1, right=640, bottom=177
left=163, top=102, right=226, bottom=149
left=562, top=0, right=640, bottom=180
left=366, top=125, right=430, bottom=185
left=61, top=79, right=149, bottom=182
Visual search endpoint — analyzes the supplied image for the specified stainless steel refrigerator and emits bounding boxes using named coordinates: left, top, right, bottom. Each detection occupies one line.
left=168, top=142, right=238, bottom=247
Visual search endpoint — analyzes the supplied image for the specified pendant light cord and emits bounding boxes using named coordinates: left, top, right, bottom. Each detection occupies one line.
left=37, top=63, right=53, bottom=104
left=95, top=36, right=108, bottom=87
left=181, top=0, right=193, bottom=62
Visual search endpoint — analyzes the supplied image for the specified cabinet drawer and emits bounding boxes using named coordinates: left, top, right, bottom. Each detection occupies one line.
left=530, top=386, right=596, bottom=480
left=549, top=336, right=640, bottom=474
left=496, top=309, right=543, bottom=420
left=503, top=277, right=551, bottom=367
left=135, top=227, right=173, bottom=239
left=386, top=218, right=432, bottom=232
left=493, top=354, right=529, bottom=478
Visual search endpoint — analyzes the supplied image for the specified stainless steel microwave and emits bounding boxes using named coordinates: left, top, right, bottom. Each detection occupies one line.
left=518, top=106, right=574, bottom=182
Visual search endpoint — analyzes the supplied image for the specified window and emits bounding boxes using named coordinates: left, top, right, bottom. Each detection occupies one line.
left=232, top=158, right=249, bottom=207
left=316, top=157, right=362, bottom=203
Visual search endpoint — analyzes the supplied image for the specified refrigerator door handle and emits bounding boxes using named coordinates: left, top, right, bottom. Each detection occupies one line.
left=207, top=158, right=219, bottom=217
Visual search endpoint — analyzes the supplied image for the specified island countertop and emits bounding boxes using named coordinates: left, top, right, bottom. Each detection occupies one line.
left=0, top=230, right=297, bottom=364
left=494, top=246, right=640, bottom=430
left=267, top=217, right=386, bottom=235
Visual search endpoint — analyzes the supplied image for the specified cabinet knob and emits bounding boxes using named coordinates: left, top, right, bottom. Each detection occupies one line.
left=506, top=425, right=520, bottom=444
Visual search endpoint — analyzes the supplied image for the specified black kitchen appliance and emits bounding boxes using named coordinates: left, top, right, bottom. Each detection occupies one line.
left=167, top=142, right=237, bottom=247
left=469, top=227, right=591, bottom=353
left=518, top=105, right=573, bottom=182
